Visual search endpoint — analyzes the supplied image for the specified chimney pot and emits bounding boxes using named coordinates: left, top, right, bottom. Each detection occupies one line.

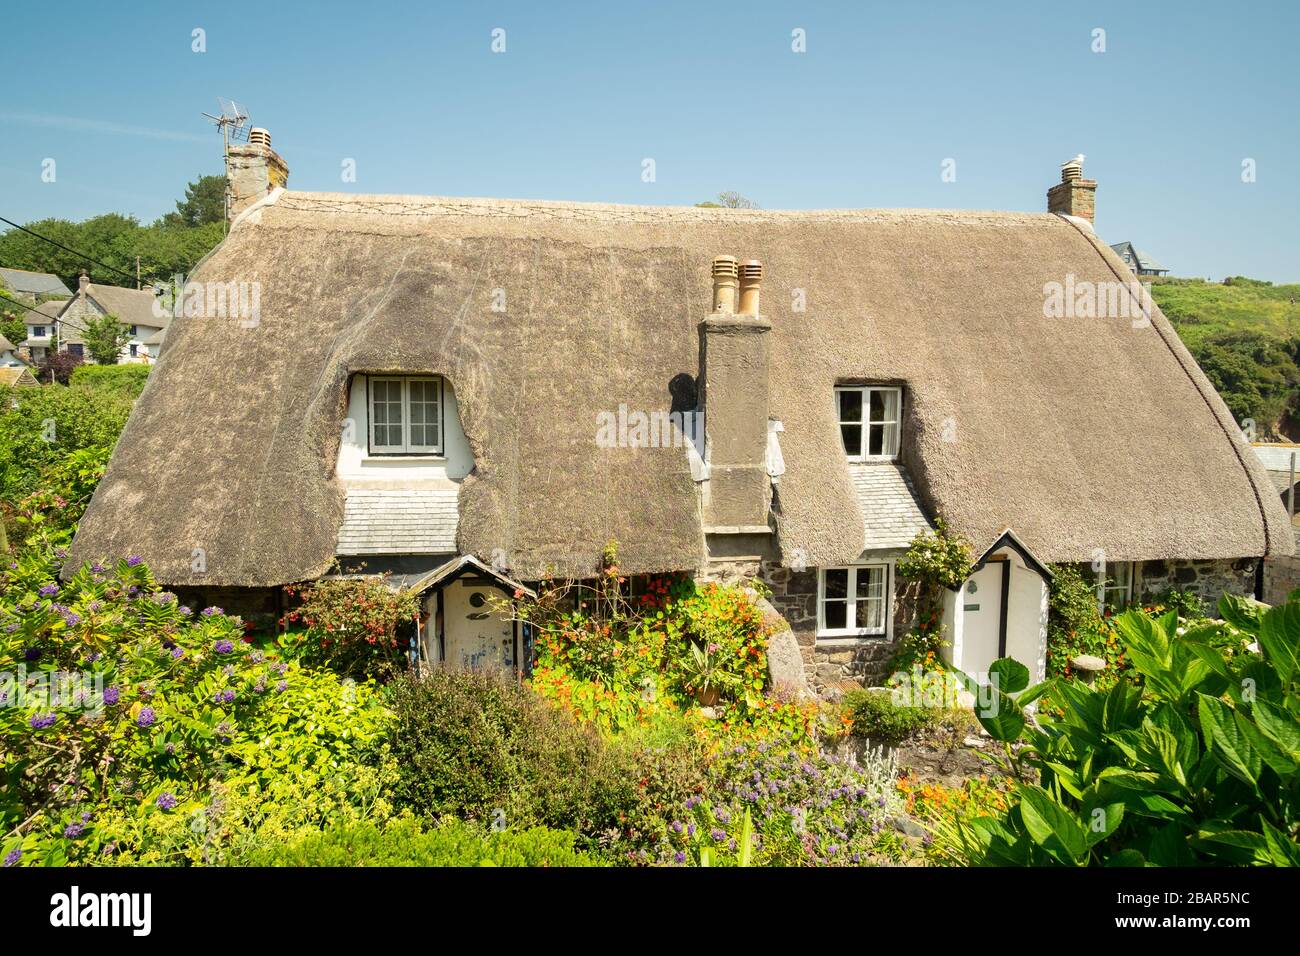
left=711, top=255, right=739, bottom=314
left=737, top=259, right=763, bottom=316
left=248, top=127, right=272, bottom=149
left=1047, top=157, right=1096, bottom=226
left=225, top=127, right=289, bottom=223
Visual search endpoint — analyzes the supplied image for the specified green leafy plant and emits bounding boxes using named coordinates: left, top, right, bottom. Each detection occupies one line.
left=933, top=591, right=1300, bottom=866
left=842, top=689, right=938, bottom=745
left=281, top=573, right=420, bottom=679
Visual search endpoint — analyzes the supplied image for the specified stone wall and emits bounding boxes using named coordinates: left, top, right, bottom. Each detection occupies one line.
left=1263, top=556, right=1300, bottom=605
left=1133, top=558, right=1257, bottom=608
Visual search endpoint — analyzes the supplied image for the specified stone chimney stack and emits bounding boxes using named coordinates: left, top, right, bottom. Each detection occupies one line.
left=699, top=255, right=772, bottom=532
left=78, top=269, right=89, bottom=295
left=225, top=127, right=289, bottom=223
left=1047, top=155, right=1096, bottom=226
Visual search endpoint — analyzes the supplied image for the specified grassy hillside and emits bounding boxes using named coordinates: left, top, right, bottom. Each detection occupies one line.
left=1149, top=277, right=1300, bottom=440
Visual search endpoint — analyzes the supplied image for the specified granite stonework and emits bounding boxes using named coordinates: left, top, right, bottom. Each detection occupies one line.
left=700, top=557, right=919, bottom=693
left=1263, top=555, right=1300, bottom=606
left=1132, top=558, right=1257, bottom=608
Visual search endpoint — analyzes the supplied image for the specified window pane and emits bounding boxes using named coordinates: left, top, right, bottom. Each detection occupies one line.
left=856, top=566, right=884, bottom=601
left=880, top=421, right=898, bottom=456
left=824, top=568, right=848, bottom=600
left=838, top=389, right=863, bottom=423
left=855, top=597, right=883, bottom=631
left=823, top=600, right=847, bottom=630
left=868, top=424, right=884, bottom=456
left=407, top=379, right=440, bottom=448
left=840, top=424, right=862, bottom=456
left=372, top=380, right=404, bottom=448
left=870, top=388, right=899, bottom=423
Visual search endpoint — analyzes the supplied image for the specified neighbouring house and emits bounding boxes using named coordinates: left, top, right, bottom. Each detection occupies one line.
left=54, top=272, right=170, bottom=364
left=68, top=139, right=1293, bottom=695
left=0, top=266, right=73, bottom=304
left=1108, top=241, right=1169, bottom=277
left=19, top=300, right=68, bottom=363
left=1253, top=443, right=1300, bottom=604
left=1, top=332, right=27, bottom=367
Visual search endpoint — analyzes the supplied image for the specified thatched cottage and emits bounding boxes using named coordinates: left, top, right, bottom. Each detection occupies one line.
left=68, top=132, right=1293, bottom=692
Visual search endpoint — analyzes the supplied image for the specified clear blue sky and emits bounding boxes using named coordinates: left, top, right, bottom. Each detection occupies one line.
left=2, top=0, right=1296, bottom=281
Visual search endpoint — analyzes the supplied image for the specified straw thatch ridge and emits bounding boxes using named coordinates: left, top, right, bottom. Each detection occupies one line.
left=68, top=191, right=1292, bottom=586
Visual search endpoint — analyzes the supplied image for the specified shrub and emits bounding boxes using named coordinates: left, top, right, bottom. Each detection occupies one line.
left=842, top=689, right=939, bottom=744
left=932, top=593, right=1300, bottom=866
left=243, top=817, right=602, bottom=867
left=623, top=734, right=907, bottom=866
left=281, top=575, right=419, bottom=679
left=383, top=668, right=638, bottom=841
left=69, top=363, right=150, bottom=396
left=1046, top=564, right=1124, bottom=685
left=0, top=548, right=393, bottom=866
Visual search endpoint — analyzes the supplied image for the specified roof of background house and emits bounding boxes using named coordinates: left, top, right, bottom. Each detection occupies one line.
left=83, top=284, right=169, bottom=331
left=29, top=300, right=69, bottom=321
left=0, top=366, right=39, bottom=388
left=1108, top=241, right=1167, bottom=273
left=141, top=328, right=167, bottom=346
left=849, top=463, right=933, bottom=552
left=0, top=267, right=73, bottom=298
left=68, top=190, right=1293, bottom=586
left=0, top=334, right=14, bottom=352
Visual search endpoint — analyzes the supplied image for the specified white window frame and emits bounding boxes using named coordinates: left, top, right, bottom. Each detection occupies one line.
left=1095, top=561, right=1134, bottom=613
left=31, top=325, right=47, bottom=339
left=817, top=562, right=892, bottom=639
left=835, top=385, right=901, bottom=461
left=368, top=375, right=443, bottom=455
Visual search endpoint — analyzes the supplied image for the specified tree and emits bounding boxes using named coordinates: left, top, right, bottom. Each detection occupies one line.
left=157, top=175, right=226, bottom=228
left=36, top=350, right=84, bottom=385
left=696, top=192, right=759, bottom=209
left=81, top=313, right=131, bottom=365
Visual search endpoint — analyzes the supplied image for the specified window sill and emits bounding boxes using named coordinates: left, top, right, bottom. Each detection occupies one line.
left=816, top=633, right=888, bottom=645
left=845, top=456, right=900, bottom=464
left=364, top=455, right=447, bottom=462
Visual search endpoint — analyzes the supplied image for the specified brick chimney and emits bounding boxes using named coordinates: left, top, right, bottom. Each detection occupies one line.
left=225, top=127, right=289, bottom=223
left=699, top=256, right=772, bottom=531
left=1047, top=155, right=1096, bottom=226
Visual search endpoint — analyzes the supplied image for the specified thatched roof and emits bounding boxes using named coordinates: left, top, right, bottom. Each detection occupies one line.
left=0, top=366, right=39, bottom=388
left=69, top=190, right=1293, bottom=586
left=0, top=333, right=15, bottom=352
left=84, top=284, right=167, bottom=331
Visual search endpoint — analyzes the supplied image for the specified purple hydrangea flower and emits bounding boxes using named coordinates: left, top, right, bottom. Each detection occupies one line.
left=2, top=848, right=20, bottom=867
left=136, top=707, right=156, bottom=728
left=213, top=639, right=234, bottom=654
left=178, top=606, right=192, bottom=616
left=202, top=606, right=224, bottom=617
left=156, top=792, right=177, bottom=811
left=29, top=713, right=56, bottom=730
left=63, top=822, right=85, bottom=839
left=126, top=556, right=143, bottom=567
left=38, top=584, right=59, bottom=597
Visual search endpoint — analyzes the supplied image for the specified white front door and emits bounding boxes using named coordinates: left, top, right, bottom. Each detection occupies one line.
left=960, top=560, right=1006, bottom=680
left=442, top=579, right=515, bottom=671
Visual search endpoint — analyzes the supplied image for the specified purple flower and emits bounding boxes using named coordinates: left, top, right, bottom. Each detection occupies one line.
left=212, top=688, right=235, bottom=704
left=29, top=713, right=56, bottom=730
left=213, top=639, right=234, bottom=654
left=687, top=822, right=696, bottom=836
left=63, top=822, right=85, bottom=838
left=171, top=646, right=184, bottom=659
left=38, top=584, right=58, bottom=597
left=103, top=686, right=120, bottom=705
left=674, top=851, right=686, bottom=864
left=253, top=681, right=267, bottom=694
left=3, top=848, right=20, bottom=867
left=671, top=820, right=684, bottom=833
left=178, top=606, right=192, bottom=616
left=61, top=612, right=80, bottom=627
left=23, top=647, right=41, bottom=662
left=80, top=811, right=92, bottom=821
left=91, top=563, right=104, bottom=573
left=136, top=707, right=156, bottom=728
left=276, top=680, right=287, bottom=693
left=4, top=624, right=18, bottom=634
left=156, top=792, right=177, bottom=811
left=202, top=606, right=224, bottom=617
left=126, top=556, right=143, bottom=567
left=710, top=828, right=726, bottom=841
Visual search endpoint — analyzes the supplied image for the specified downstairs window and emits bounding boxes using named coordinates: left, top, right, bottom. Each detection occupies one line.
left=817, top=564, right=890, bottom=639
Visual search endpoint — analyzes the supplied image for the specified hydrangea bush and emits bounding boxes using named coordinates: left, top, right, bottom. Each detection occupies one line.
left=0, top=547, right=392, bottom=866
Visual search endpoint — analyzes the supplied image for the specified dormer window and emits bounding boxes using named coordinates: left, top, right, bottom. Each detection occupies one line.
left=369, top=376, right=443, bottom=455
left=836, top=385, right=900, bottom=460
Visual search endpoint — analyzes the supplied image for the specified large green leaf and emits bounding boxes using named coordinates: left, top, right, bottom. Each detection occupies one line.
left=1196, top=694, right=1262, bottom=787
left=1104, top=848, right=1147, bottom=867
left=989, top=657, right=1030, bottom=694
left=1192, top=827, right=1270, bottom=866
left=1235, top=711, right=1297, bottom=777
left=972, top=686, right=1025, bottom=742
left=1252, top=700, right=1300, bottom=759
left=1218, top=592, right=1263, bottom=636
left=1257, top=602, right=1300, bottom=684
left=1018, top=786, right=1088, bottom=864
left=1084, top=801, right=1125, bottom=847
left=1261, top=820, right=1300, bottom=867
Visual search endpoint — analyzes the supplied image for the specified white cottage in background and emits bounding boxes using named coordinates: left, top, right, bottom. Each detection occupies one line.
left=54, top=274, right=170, bottom=363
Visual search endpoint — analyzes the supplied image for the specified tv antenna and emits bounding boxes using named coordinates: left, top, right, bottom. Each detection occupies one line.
left=201, top=98, right=250, bottom=152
